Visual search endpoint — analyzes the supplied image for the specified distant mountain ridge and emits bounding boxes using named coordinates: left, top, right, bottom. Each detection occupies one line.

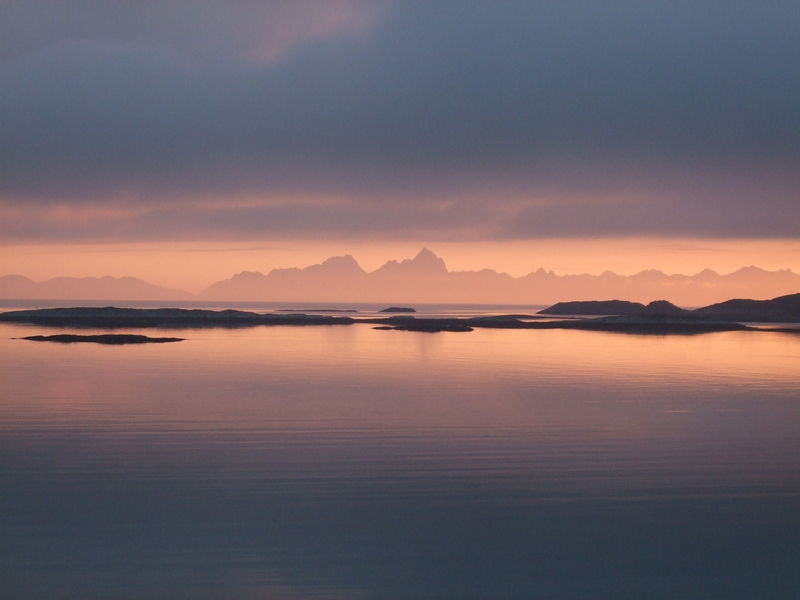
left=2, top=248, right=799, bottom=304
left=0, top=274, right=190, bottom=301
left=202, top=249, right=800, bottom=305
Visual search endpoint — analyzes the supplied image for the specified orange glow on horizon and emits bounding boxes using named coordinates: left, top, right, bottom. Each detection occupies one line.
left=2, top=237, right=799, bottom=294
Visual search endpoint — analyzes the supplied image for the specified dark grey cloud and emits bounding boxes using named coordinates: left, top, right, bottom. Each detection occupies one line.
left=1, top=1, right=798, bottom=240
left=0, top=0, right=372, bottom=62
left=0, top=199, right=489, bottom=242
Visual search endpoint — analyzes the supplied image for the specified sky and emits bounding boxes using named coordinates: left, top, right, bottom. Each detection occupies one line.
left=1, top=1, right=799, bottom=289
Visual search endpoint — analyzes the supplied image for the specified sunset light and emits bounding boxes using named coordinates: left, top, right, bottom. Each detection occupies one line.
left=1, top=2, right=798, bottom=598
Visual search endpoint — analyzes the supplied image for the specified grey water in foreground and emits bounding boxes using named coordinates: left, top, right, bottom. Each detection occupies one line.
left=1, top=315, right=799, bottom=599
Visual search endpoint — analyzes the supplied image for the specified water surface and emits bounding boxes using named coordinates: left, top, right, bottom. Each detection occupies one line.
left=2, top=317, right=799, bottom=599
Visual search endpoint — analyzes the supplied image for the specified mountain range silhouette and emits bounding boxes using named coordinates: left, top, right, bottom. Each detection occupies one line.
left=2, top=248, right=799, bottom=305
left=0, top=274, right=191, bottom=301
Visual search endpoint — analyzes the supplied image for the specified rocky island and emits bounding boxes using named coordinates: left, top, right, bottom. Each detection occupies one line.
left=539, top=300, right=647, bottom=316
left=539, top=293, right=800, bottom=323
left=0, top=307, right=355, bottom=328
left=21, top=334, right=184, bottom=344
left=2, top=293, right=798, bottom=336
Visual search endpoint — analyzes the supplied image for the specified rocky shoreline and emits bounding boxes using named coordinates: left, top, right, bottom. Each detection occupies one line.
left=3, top=298, right=798, bottom=336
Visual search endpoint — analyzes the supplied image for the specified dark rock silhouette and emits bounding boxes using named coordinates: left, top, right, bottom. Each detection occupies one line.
left=363, top=315, right=745, bottom=334
left=0, top=307, right=354, bottom=328
left=465, top=316, right=528, bottom=328
left=377, top=320, right=473, bottom=333
left=277, top=309, right=358, bottom=313
left=3, top=294, right=798, bottom=336
left=21, top=334, right=184, bottom=344
left=692, top=293, right=800, bottom=322
left=540, top=293, right=800, bottom=323
left=466, top=314, right=551, bottom=323
left=542, top=317, right=747, bottom=334
left=640, top=300, right=689, bottom=317
left=379, top=307, right=416, bottom=313
left=539, top=300, right=646, bottom=315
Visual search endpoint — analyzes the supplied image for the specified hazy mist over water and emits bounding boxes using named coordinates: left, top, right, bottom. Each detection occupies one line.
left=2, top=317, right=799, bottom=599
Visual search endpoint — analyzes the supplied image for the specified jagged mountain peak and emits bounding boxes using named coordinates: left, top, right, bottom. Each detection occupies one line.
left=374, top=248, right=448, bottom=275
left=694, top=268, right=719, bottom=278
left=301, top=254, right=365, bottom=276
left=231, top=270, right=266, bottom=279
left=730, top=265, right=767, bottom=275
left=414, top=247, right=437, bottom=260
left=321, top=254, right=364, bottom=271
left=410, top=247, right=447, bottom=271
left=633, top=269, right=667, bottom=277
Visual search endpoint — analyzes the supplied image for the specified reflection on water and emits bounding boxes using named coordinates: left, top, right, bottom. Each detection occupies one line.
left=2, top=321, right=799, bottom=599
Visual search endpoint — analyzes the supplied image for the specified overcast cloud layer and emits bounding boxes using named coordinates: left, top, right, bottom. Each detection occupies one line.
left=1, top=0, right=798, bottom=241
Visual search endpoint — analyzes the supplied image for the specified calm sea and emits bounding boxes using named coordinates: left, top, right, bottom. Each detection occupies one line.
left=1, top=303, right=799, bottom=599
